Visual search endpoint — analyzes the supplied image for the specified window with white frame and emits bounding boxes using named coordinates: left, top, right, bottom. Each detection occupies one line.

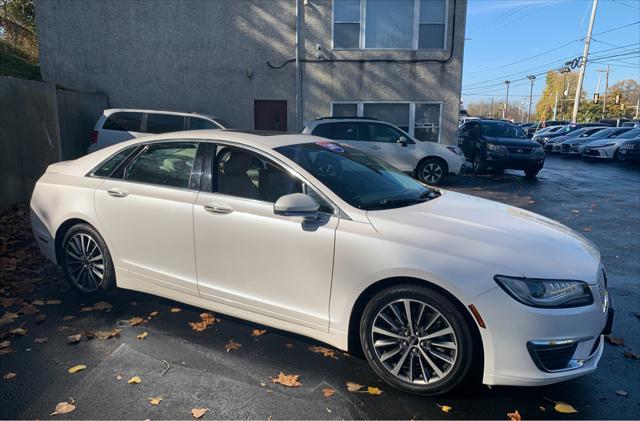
left=333, top=0, right=447, bottom=50
left=331, top=101, right=442, bottom=142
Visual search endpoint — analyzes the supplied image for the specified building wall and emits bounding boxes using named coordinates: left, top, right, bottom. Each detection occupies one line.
left=35, top=0, right=466, bottom=144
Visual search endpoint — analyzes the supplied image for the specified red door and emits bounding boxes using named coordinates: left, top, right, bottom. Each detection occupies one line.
left=254, top=100, right=287, bottom=131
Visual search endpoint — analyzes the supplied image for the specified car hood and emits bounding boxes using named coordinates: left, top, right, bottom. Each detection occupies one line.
left=366, top=190, right=600, bottom=283
left=585, top=137, right=626, bottom=147
left=482, top=136, right=539, bottom=147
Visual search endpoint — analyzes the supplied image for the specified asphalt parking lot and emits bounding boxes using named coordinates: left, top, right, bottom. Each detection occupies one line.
left=1, top=155, right=639, bottom=420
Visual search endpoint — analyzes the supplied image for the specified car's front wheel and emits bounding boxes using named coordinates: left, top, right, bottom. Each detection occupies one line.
left=61, top=223, right=116, bottom=294
left=360, top=284, right=475, bottom=395
left=472, top=151, right=486, bottom=174
left=417, top=158, right=447, bottom=185
left=524, top=167, right=540, bottom=178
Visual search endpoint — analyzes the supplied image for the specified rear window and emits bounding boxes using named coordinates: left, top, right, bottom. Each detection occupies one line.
left=102, top=112, right=143, bottom=132
left=189, top=117, right=219, bottom=130
left=311, top=123, right=333, bottom=138
left=146, top=114, right=185, bottom=134
left=93, top=146, right=138, bottom=177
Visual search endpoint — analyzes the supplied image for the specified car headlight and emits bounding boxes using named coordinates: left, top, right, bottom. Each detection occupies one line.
left=486, top=143, right=508, bottom=153
left=446, top=146, right=463, bottom=155
left=494, top=275, right=593, bottom=308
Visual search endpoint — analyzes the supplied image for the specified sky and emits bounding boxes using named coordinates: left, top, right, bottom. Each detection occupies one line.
left=462, top=0, right=640, bottom=109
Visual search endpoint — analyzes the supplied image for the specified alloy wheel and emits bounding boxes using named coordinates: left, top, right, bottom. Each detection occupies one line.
left=421, top=162, right=443, bottom=184
left=65, top=233, right=105, bottom=292
left=371, top=299, right=458, bottom=385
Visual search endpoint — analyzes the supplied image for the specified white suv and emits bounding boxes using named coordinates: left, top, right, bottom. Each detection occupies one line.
left=88, top=109, right=230, bottom=153
left=303, top=117, right=465, bottom=185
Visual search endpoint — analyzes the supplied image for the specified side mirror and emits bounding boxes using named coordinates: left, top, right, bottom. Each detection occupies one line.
left=397, top=136, right=408, bottom=147
left=274, top=193, right=319, bottom=219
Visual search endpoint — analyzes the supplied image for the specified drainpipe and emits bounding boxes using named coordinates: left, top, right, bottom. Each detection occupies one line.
left=295, top=0, right=302, bottom=131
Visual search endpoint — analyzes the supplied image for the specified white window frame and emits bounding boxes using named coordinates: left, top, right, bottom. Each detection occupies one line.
left=330, top=100, right=444, bottom=143
left=331, top=0, right=448, bottom=51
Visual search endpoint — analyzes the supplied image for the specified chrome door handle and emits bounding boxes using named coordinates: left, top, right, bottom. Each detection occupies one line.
left=204, top=203, right=233, bottom=214
left=371, top=145, right=381, bottom=150
left=107, top=189, right=129, bottom=198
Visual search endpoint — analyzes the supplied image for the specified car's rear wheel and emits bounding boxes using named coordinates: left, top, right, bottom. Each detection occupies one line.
left=61, top=223, right=115, bottom=293
left=417, top=158, right=447, bottom=185
left=360, top=284, right=474, bottom=395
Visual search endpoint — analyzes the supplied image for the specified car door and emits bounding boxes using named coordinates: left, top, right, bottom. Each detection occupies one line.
left=365, top=122, right=416, bottom=171
left=94, top=141, right=201, bottom=295
left=193, top=144, right=338, bottom=331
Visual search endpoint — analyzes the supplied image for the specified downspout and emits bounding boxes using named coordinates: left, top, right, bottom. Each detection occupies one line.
left=295, top=0, right=302, bottom=131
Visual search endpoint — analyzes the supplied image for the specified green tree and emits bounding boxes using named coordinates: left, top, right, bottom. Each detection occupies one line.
left=534, top=70, right=580, bottom=122
left=1, top=0, right=35, bottom=30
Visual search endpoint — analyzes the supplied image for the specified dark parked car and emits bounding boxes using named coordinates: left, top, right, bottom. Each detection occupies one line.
left=458, top=119, right=545, bottom=177
left=545, top=127, right=608, bottom=153
left=618, top=138, right=640, bottom=162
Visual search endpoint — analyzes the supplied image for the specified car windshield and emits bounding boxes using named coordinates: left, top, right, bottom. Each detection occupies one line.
left=480, top=121, right=527, bottom=139
left=617, top=128, right=640, bottom=139
left=275, top=142, right=439, bottom=211
left=586, top=128, right=619, bottom=140
left=566, top=128, right=591, bottom=138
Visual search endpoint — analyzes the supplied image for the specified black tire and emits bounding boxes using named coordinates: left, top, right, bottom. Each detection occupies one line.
left=360, top=284, right=475, bottom=395
left=613, top=149, right=620, bottom=161
left=60, top=223, right=116, bottom=294
left=472, top=151, right=486, bottom=174
left=524, top=167, right=540, bottom=178
left=417, top=158, right=447, bottom=185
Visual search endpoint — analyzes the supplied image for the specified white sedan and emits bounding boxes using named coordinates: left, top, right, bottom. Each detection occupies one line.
left=30, top=130, right=612, bottom=395
left=583, top=128, right=640, bottom=160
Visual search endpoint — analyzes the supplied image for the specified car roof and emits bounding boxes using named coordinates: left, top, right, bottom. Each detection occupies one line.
left=305, top=117, right=382, bottom=126
left=103, top=108, right=223, bottom=121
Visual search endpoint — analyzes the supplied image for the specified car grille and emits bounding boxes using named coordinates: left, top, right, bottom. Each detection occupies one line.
left=527, top=341, right=579, bottom=371
left=584, top=148, right=599, bottom=156
left=621, top=143, right=639, bottom=150
left=506, top=146, right=532, bottom=154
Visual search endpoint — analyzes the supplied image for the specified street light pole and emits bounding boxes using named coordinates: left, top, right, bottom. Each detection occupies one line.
left=503, top=80, right=511, bottom=120
left=559, top=67, right=570, bottom=120
left=572, top=0, right=598, bottom=123
left=527, top=75, right=536, bottom=123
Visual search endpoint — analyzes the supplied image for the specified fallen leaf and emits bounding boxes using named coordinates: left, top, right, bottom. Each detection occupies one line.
left=554, top=402, right=578, bottom=414
left=271, top=372, right=302, bottom=387
left=539, top=406, right=546, bottom=412
left=94, top=329, right=121, bottom=340
left=624, top=350, right=639, bottom=360
left=192, top=408, right=209, bottom=419
left=18, top=304, right=39, bottom=314
left=615, top=389, right=628, bottom=397
left=346, top=382, right=363, bottom=392
left=137, top=332, right=148, bottom=340
left=225, top=340, right=241, bottom=352
left=149, top=311, right=159, bottom=318
left=583, top=227, right=593, bottom=232
left=437, top=404, right=452, bottom=413
left=367, top=386, right=383, bottom=395
left=32, top=299, right=45, bottom=306
left=149, top=397, right=163, bottom=405
left=46, top=299, right=62, bottom=305
left=68, top=364, right=87, bottom=373
left=34, top=337, right=48, bottom=344
left=189, top=313, right=218, bottom=331
left=507, top=410, right=521, bottom=421
left=251, top=329, right=267, bottom=337
left=67, top=334, right=82, bottom=344
left=170, top=307, right=181, bottom=313
left=126, top=317, right=145, bottom=327
left=63, top=315, right=75, bottom=321
left=0, top=347, right=14, bottom=355
left=51, top=401, right=76, bottom=416
left=322, top=387, right=336, bottom=398
left=3, top=372, right=16, bottom=380
left=0, top=312, right=18, bottom=324
left=0, top=297, right=22, bottom=308
left=606, top=335, right=624, bottom=346
left=9, top=327, right=27, bottom=337
left=0, top=340, right=9, bottom=348
left=128, top=376, right=141, bottom=384
left=309, top=346, right=338, bottom=359
left=80, top=301, right=112, bottom=312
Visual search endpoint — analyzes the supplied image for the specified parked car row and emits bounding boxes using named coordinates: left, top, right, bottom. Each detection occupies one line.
left=537, top=125, right=640, bottom=161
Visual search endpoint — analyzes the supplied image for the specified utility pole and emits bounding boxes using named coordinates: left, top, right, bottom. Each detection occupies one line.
left=489, top=97, right=494, bottom=118
left=635, top=98, right=639, bottom=119
left=553, top=91, right=559, bottom=120
left=602, top=65, right=609, bottom=119
left=572, top=0, right=598, bottom=123
left=503, top=80, right=511, bottom=120
left=527, top=75, right=536, bottom=123
left=559, top=66, right=570, bottom=120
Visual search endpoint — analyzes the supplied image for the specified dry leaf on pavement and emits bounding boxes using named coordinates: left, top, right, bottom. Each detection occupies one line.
left=68, top=364, right=87, bottom=373
left=189, top=313, right=219, bottom=331
left=51, top=401, right=76, bottom=416
left=251, top=329, right=267, bottom=337
left=605, top=335, right=624, bottom=346
left=149, top=397, right=163, bottom=405
left=0, top=340, right=9, bottom=348
left=137, top=332, right=148, bottom=340
left=225, top=340, right=241, bottom=352
left=437, top=404, right=452, bottom=413
left=148, top=311, right=159, bottom=318
left=18, top=304, right=39, bottom=314
left=46, top=299, right=62, bottom=305
left=615, top=389, right=628, bottom=397
left=346, top=382, right=363, bottom=392
left=0, top=312, right=19, bottom=324
left=271, top=372, right=302, bottom=387
left=367, top=386, right=383, bottom=395
left=34, top=337, right=48, bottom=344
left=62, top=315, right=75, bottom=321
left=94, top=329, right=121, bottom=340
left=507, top=410, right=521, bottom=421
left=126, top=317, right=145, bottom=327
left=67, top=334, right=82, bottom=344
left=3, top=372, right=16, bottom=380
left=554, top=402, right=578, bottom=414
left=8, top=327, right=27, bottom=337
left=309, top=346, right=338, bottom=359
left=322, top=387, right=336, bottom=398
left=170, top=307, right=181, bottom=313
left=192, top=408, right=209, bottom=419
left=128, top=376, right=141, bottom=384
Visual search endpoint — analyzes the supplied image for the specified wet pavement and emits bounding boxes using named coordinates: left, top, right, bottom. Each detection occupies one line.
left=1, top=155, right=639, bottom=419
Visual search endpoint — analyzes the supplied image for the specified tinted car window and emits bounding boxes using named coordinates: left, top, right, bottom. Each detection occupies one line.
left=366, top=123, right=405, bottom=143
left=618, top=128, right=640, bottom=139
left=216, top=147, right=302, bottom=203
left=124, top=142, right=198, bottom=188
left=102, top=112, right=143, bottom=132
left=311, top=123, right=333, bottom=138
left=146, top=114, right=185, bottom=134
left=190, top=118, right=219, bottom=130
left=480, top=121, right=526, bottom=139
left=93, top=146, right=138, bottom=178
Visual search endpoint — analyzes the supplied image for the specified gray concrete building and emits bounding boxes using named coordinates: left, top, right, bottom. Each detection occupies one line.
left=35, top=0, right=467, bottom=145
